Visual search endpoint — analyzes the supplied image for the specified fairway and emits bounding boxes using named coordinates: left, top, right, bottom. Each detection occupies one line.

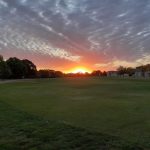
left=0, top=77, right=150, bottom=149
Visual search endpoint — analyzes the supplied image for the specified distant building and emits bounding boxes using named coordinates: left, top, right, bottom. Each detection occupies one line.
left=123, top=74, right=129, bottom=77
left=144, top=71, right=150, bottom=78
left=134, top=71, right=144, bottom=78
left=107, top=71, right=118, bottom=77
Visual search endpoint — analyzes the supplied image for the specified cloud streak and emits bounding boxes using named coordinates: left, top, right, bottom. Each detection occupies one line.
left=0, top=0, right=150, bottom=70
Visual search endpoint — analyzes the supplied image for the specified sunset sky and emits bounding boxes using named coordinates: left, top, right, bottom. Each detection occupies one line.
left=0, top=0, right=150, bottom=72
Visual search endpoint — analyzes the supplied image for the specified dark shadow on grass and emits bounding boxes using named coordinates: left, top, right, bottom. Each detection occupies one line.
left=0, top=101, right=144, bottom=150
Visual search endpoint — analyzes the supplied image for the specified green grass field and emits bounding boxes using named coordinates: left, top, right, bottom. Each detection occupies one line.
left=0, top=77, right=150, bottom=149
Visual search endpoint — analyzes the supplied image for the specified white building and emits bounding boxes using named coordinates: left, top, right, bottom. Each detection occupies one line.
left=107, top=71, right=118, bottom=77
left=144, top=71, right=150, bottom=78
left=134, top=71, right=144, bottom=78
left=123, top=74, right=129, bottom=77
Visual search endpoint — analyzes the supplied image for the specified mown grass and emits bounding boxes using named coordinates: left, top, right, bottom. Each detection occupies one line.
left=0, top=77, right=150, bottom=149
left=0, top=101, right=142, bottom=150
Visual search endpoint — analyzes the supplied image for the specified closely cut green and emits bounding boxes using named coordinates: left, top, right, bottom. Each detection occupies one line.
left=0, top=77, right=150, bottom=149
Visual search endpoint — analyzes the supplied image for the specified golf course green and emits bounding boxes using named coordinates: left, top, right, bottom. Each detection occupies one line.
left=0, top=77, right=150, bottom=149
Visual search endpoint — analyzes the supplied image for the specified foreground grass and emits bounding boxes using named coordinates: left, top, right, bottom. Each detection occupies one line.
left=0, top=101, right=142, bottom=150
left=0, top=77, right=150, bottom=148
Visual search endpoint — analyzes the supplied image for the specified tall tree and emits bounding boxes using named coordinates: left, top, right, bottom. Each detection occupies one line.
left=6, top=57, right=26, bottom=79
left=0, top=55, right=3, bottom=62
left=54, top=71, right=64, bottom=78
left=117, top=66, right=127, bottom=75
left=38, top=70, right=51, bottom=78
left=22, top=59, right=37, bottom=78
left=126, top=67, right=135, bottom=76
left=91, top=70, right=102, bottom=76
left=0, top=55, right=11, bottom=79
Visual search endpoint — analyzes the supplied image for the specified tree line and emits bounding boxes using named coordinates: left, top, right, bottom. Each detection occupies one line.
left=0, top=54, right=108, bottom=79
left=0, top=55, right=37, bottom=79
left=0, top=55, right=64, bottom=79
left=1, top=54, right=149, bottom=79
left=117, top=65, right=150, bottom=76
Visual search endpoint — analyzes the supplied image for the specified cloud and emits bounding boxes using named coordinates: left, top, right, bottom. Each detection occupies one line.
left=95, top=54, right=150, bottom=70
left=0, top=0, right=150, bottom=70
left=0, top=25, right=81, bottom=62
left=0, top=0, right=8, bottom=7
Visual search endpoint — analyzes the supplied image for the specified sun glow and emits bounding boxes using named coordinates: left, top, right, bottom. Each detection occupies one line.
left=67, top=67, right=91, bottom=74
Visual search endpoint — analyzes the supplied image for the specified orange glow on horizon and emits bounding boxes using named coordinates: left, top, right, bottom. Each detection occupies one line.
left=65, top=67, right=92, bottom=74
left=37, top=65, right=93, bottom=74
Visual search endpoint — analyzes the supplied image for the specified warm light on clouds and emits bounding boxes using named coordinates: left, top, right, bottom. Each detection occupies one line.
left=0, top=0, right=150, bottom=71
left=95, top=54, right=150, bottom=71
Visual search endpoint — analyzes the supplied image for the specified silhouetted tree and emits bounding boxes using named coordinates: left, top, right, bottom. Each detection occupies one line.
left=91, top=70, right=102, bottom=76
left=49, top=70, right=56, bottom=78
left=6, top=57, right=26, bottom=79
left=38, top=70, right=63, bottom=78
left=22, top=59, right=37, bottom=78
left=145, top=64, right=150, bottom=71
left=117, top=66, right=127, bottom=75
left=55, top=71, right=64, bottom=77
left=102, top=71, right=107, bottom=76
left=38, top=70, right=51, bottom=78
left=0, top=55, right=3, bottom=62
left=136, top=64, right=150, bottom=72
left=126, top=67, right=135, bottom=76
left=0, top=60, right=11, bottom=79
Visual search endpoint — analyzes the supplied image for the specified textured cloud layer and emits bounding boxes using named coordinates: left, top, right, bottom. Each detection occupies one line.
left=0, top=0, right=150, bottom=70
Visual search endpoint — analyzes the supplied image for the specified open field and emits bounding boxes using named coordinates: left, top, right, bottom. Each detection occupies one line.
left=0, top=77, right=150, bottom=149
